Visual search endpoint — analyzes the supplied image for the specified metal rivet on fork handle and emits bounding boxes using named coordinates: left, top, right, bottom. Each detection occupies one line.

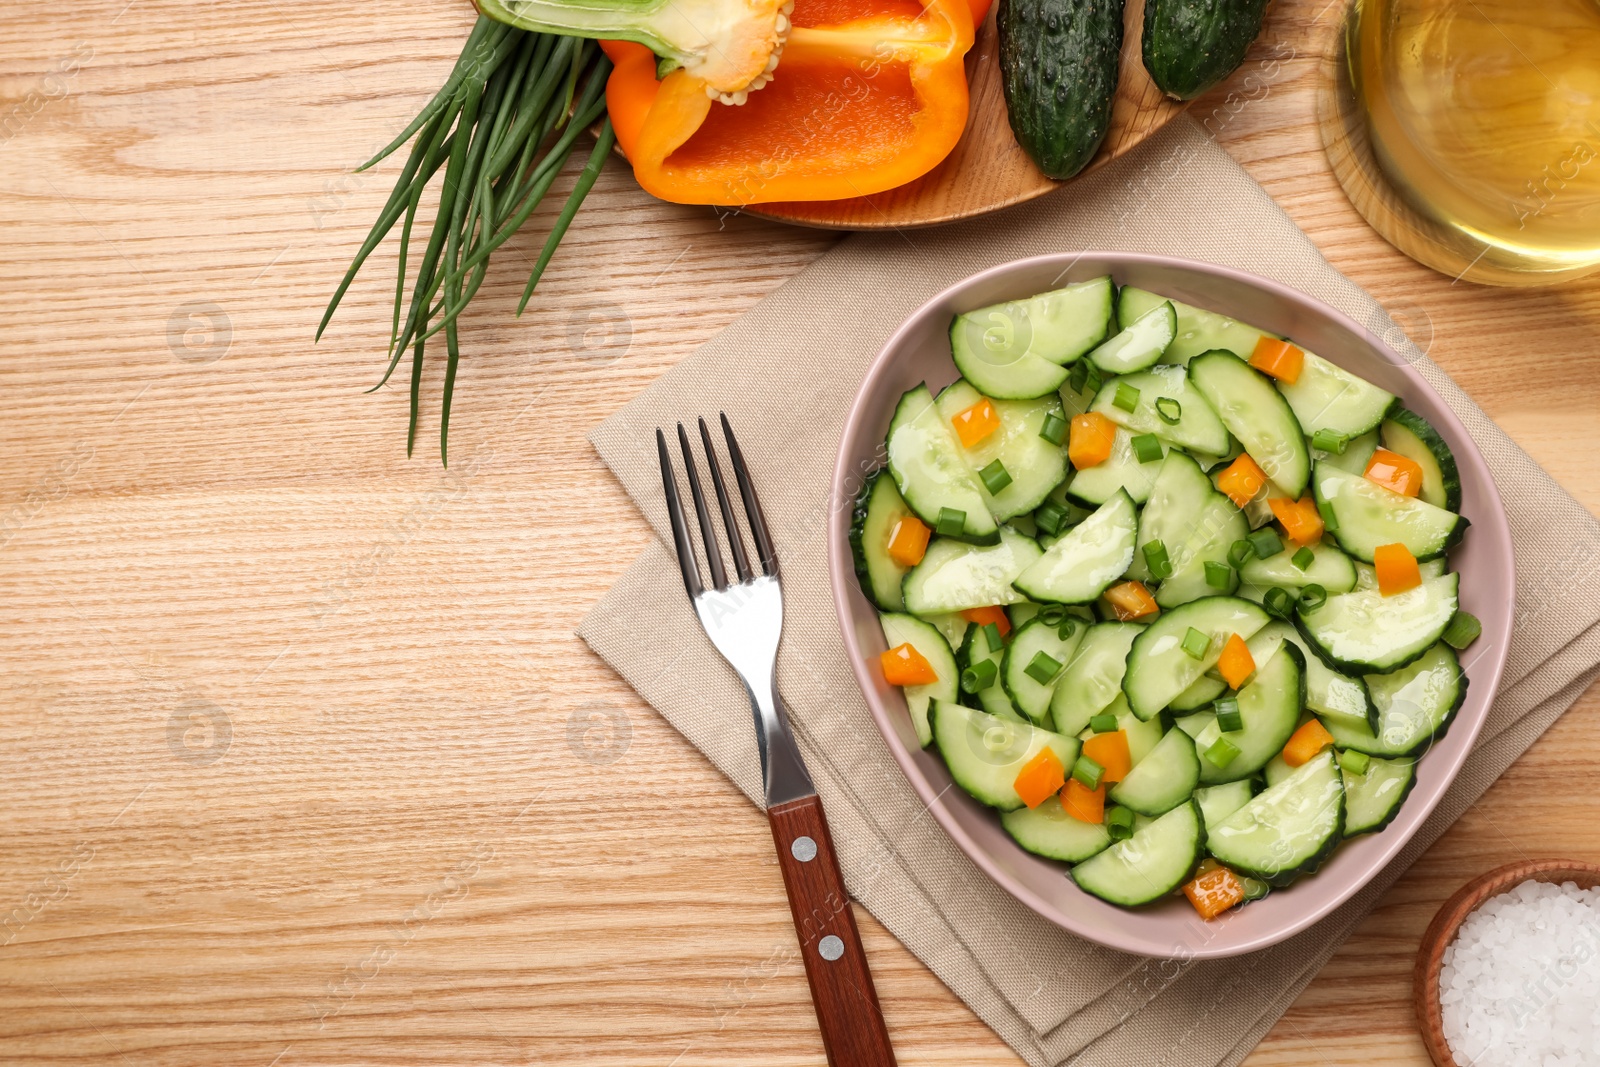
left=790, top=835, right=817, bottom=862
left=818, top=935, right=845, bottom=961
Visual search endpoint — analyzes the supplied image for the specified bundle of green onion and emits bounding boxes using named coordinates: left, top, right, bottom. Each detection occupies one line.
left=318, top=16, right=614, bottom=463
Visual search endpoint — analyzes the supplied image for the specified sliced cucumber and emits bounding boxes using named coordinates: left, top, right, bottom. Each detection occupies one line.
left=958, top=620, right=1024, bottom=722
left=1130, top=454, right=1248, bottom=607
left=1122, top=597, right=1272, bottom=720
left=1117, top=287, right=1276, bottom=365
left=1192, top=643, right=1305, bottom=785
left=1090, top=365, right=1229, bottom=456
left=902, top=528, right=1044, bottom=614
left=1189, top=351, right=1311, bottom=498
left=919, top=613, right=973, bottom=651
left=1277, top=351, right=1398, bottom=439
left=1245, top=621, right=1375, bottom=732
left=1296, top=573, right=1459, bottom=674
left=1319, top=643, right=1466, bottom=758
left=950, top=278, right=1113, bottom=397
left=1353, top=556, right=1447, bottom=592
left=1118, top=703, right=1166, bottom=764
left=1013, top=491, right=1137, bottom=604
left=1240, top=541, right=1358, bottom=595
left=1312, top=464, right=1467, bottom=563
left=1065, top=427, right=1168, bottom=506
left=1315, top=428, right=1379, bottom=475
left=1341, top=755, right=1418, bottom=837
left=1262, top=752, right=1296, bottom=788
left=879, top=613, right=960, bottom=747
left=1002, top=617, right=1086, bottom=725
left=1170, top=673, right=1226, bottom=711
left=934, top=380, right=1069, bottom=521
left=850, top=471, right=916, bottom=610
left=1195, top=779, right=1256, bottom=829
left=930, top=701, right=1081, bottom=811
left=1001, top=794, right=1113, bottom=863
left=1049, top=622, right=1142, bottom=735
left=886, top=385, right=999, bottom=544
left=1088, top=301, right=1176, bottom=375
left=1072, top=800, right=1204, bottom=906
left=1109, top=726, right=1200, bottom=816
left=1381, top=409, right=1462, bottom=512
left=1207, top=750, right=1345, bottom=886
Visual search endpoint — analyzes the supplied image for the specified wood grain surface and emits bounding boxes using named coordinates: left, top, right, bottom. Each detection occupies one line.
left=1, top=2, right=1598, bottom=1065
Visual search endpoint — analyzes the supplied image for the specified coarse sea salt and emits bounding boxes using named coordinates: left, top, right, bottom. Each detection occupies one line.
left=1439, top=878, right=1600, bottom=1067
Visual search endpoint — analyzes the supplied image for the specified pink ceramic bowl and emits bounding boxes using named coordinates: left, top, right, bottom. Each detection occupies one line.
left=828, top=253, right=1514, bottom=959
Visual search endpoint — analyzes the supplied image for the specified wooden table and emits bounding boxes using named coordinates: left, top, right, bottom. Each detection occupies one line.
left=2, top=2, right=1597, bottom=1064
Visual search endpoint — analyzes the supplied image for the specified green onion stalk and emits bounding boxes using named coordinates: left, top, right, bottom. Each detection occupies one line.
left=318, top=17, right=616, bottom=465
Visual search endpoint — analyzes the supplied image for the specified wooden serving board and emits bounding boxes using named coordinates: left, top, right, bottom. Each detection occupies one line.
left=752, top=0, right=1189, bottom=229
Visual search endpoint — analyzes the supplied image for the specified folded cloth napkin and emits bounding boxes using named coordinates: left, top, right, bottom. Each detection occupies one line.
left=577, top=116, right=1600, bottom=1067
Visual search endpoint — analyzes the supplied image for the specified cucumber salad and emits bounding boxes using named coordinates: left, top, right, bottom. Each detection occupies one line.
left=854, top=276, right=1484, bottom=919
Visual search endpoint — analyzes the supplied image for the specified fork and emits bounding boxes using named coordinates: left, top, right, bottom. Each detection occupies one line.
left=657, top=415, right=897, bottom=1067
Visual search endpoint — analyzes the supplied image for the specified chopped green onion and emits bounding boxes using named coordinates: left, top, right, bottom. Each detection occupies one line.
left=1318, top=500, right=1340, bottom=532
left=1068, top=361, right=1089, bottom=394
left=1039, top=413, right=1068, bottom=446
left=936, top=507, right=967, bottom=537
left=1130, top=433, right=1164, bottom=464
left=1037, top=604, right=1068, bottom=626
left=1291, top=546, right=1316, bottom=571
left=1035, top=502, right=1067, bottom=536
left=1083, top=364, right=1104, bottom=394
left=1442, top=610, right=1482, bottom=650
left=979, top=459, right=1013, bottom=495
left=1071, top=755, right=1104, bottom=790
left=1113, top=383, right=1141, bottom=413
left=1204, top=561, right=1232, bottom=589
left=1106, top=805, right=1135, bottom=841
left=1248, top=528, right=1284, bottom=559
left=982, top=622, right=1003, bottom=653
left=960, top=659, right=997, bottom=693
left=1181, top=626, right=1210, bottom=660
left=1025, top=651, right=1064, bottom=686
left=1143, top=539, right=1174, bottom=579
left=1056, top=619, right=1078, bottom=641
left=1214, top=696, right=1243, bottom=733
left=1339, top=749, right=1371, bottom=776
left=1311, top=428, right=1350, bottom=454
left=1298, top=584, right=1328, bottom=612
left=1204, top=737, right=1241, bottom=769
left=1155, top=397, right=1182, bottom=424
left=1228, top=539, right=1254, bottom=568
left=1089, top=713, right=1119, bottom=734
left=1262, top=586, right=1296, bottom=618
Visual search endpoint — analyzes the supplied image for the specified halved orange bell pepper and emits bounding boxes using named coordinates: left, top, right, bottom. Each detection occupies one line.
left=600, top=0, right=976, bottom=206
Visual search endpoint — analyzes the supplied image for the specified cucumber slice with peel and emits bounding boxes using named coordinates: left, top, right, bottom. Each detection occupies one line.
left=1071, top=800, right=1204, bottom=906
left=950, top=278, right=1113, bottom=397
left=1001, top=794, right=1113, bottom=862
left=1207, top=750, right=1345, bottom=886
left=1296, top=573, right=1459, bottom=674
left=1002, top=617, right=1086, bottom=725
left=1240, top=541, right=1358, bottom=595
left=957, top=619, right=1023, bottom=722
left=1191, top=643, right=1306, bottom=785
left=1170, top=673, right=1226, bottom=711
left=887, top=385, right=1000, bottom=544
left=934, top=380, right=1069, bottom=521
left=879, top=613, right=960, bottom=747
left=1088, top=301, right=1176, bottom=375
left=930, top=700, right=1081, bottom=811
left=1013, top=491, right=1138, bottom=604
left=1342, top=755, right=1418, bottom=837
left=1090, top=365, right=1229, bottom=456
left=1246, top=621, right=1375, bottom=732
left=851, top=471, right=916, bottom=610
left=1117, top=286, right=1276, bottom=365
left=1318, top=642, right=1467, bottom=758
left=902, top=528, right=1043, bottom=614
left=1194, top=779, right=1256, bottom=829
left=1109, top=726, right=1200, bottom=816
left=1189, top=351, right=1311, bottom=498
left=1312, top=464, right=1467, bottom=563
left=1049, top=622, right=1142, bottom=735
left=1276, top=351, right=1398, bottom=439
left=1122, top=596, right=1272, bottom=720
left=1065, top=427, right=1168, bottom=506
left=1381, top=409, right=1462, bottom=512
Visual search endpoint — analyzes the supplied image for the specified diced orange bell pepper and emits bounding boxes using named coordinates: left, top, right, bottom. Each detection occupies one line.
left=1184, top=863, right=1245, bottom=920
left=1373, top=542, right=1422, bottom=596
left=1365, top=448, right=1425, bottom=498
left=1281, top=719, right=1335, bottom=767
left=1249, top=337, right=1304, bottom=384
left=951, top=398, right=1000, bottom=448
left=887, top=515, right=931, bottom=567
left=1081, top=730, right=1131, bottom=785
left=1061, top=778, right=1106, bottom=824
left=1068, top=412, right=1118, bottom=470
left=1103, top=581, right=1159, bottom=621
left=1013, top=748, right=1066, bottom=810
left=1217, top=633, right=1255, bottom=690
left=960, top=605, right=1012, bottom=638
left=1268, top=494, right=1324, bottom=546
left=598, top=0, right=975, bottom=207
left=880, top=642, right=938, bottom=686
left=1217, top=454, right=1268, bottom=509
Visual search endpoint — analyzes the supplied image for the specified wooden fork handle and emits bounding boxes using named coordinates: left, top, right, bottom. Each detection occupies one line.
left=767, top=794, right=897, bottom=1067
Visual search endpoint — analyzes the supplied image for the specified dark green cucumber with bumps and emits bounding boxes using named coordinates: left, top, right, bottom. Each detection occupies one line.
left=1142, top=0, right=1270, bottom=101
left=998, top=0, right=1124, bottom=180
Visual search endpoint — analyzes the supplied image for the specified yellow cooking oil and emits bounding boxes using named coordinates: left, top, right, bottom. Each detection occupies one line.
left=1340, top=0, right=1600, bottom=285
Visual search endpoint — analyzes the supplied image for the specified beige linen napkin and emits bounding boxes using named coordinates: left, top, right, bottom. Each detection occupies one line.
left=577, top=116, right=1600, bottom=1067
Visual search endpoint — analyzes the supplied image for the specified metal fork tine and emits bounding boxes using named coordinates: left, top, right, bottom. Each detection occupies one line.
left=677, top=423, right=728, bottom=590
left=656, top=428, right=703, bottom=600
left=698, top=417, right=754, bottom=583
left=720, top=413, right=778, bottom=576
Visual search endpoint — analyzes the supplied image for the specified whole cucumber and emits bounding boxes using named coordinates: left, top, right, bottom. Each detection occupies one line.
left=1142, top=0, right=1270, bottom=100
left=998, top=0, right=1125, bottom=181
